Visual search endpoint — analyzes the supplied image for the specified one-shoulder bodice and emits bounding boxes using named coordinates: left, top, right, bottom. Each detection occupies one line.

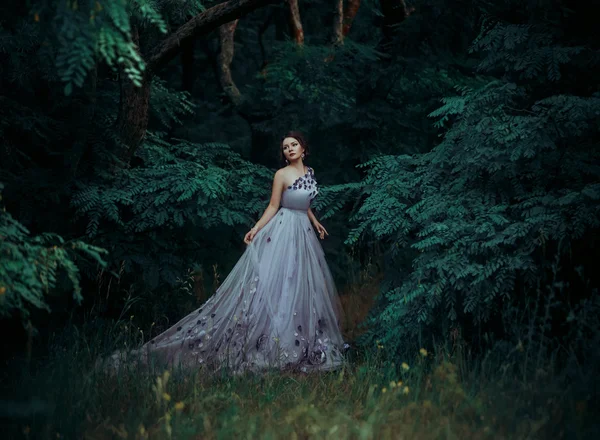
left=280, top=166, right=319, bottom=211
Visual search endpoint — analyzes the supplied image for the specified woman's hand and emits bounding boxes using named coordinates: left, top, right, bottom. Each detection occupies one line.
left=244, top=227, right=258, bottom=245
left=313, top=221, right=329, bottom=240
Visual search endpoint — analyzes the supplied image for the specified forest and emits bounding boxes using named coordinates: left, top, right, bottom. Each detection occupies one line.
left=1, top=0, right=599, bottom=438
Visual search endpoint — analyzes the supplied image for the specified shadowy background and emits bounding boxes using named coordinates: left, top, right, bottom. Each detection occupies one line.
left=1, top=0, right=599, bottom=438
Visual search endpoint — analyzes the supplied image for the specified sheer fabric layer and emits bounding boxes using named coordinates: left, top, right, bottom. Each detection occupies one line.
left=106, top=166, right=346, bottom=374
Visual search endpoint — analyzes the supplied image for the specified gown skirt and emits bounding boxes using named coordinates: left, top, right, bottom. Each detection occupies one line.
left=105, top=166, right=347, bottom=374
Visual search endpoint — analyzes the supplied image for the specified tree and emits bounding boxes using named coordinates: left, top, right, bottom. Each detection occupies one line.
left=348, top=0, right=600, bottom=356
left=116, top=0, right=281, bottom=166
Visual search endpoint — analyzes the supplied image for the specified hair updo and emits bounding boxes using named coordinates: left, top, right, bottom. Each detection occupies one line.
left=279, top=131, right=310, bottom=165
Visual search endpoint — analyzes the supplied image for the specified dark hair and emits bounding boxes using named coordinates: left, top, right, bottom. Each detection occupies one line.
left=279, top=131, right=310, bottom=164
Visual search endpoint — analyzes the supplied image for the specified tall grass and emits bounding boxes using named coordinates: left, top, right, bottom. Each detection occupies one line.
left=5, top=335, right=595, bottom=439
left=2, top=262, right=598, bottom=439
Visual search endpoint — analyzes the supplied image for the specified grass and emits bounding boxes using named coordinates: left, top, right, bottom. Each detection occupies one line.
left=5, top=329, right=596, bottom=439
left=2, top=265, right=598, bottom=439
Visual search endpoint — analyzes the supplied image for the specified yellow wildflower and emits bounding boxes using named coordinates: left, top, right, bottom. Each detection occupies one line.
left=396, top=380, right=403, bottom=387
left=419, top=348, right=428, bottom=357
left=402, top=386, right=410, bottom=395
left=0, top=286, right=6, bottom=295
left=381, top=387, right=387, bottom=393
left=175, top=401, right=185, bottom=410
left=401, top=362, right=410, bottom=371
left=389, top=381, right=397, bottom=388
left=162, top=392, right=171, bottom=401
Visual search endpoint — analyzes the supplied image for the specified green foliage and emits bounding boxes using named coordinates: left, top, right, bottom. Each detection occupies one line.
left=70, top=135, right=272, bottom=290
left=0, top=183, right=109, bottom=326
left=151, top=78, right=196, bottom=127
left=34, top=0, right=204, bottom=93
left=350, top=1, right=600, bottom=354
left=245, top=41, right=372, bottom=136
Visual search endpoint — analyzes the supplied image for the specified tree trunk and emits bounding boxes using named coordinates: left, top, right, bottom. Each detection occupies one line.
left=329, top=0, right=361, bottom=58
left=343, top=0, right=361, bottom=37
left=332, top=0, right=344, bottom=46
left=116, top=72, right=152, bottom=166
left=116, top=25, right=151, bottom=166
left=217, top=20, right=242, bottom=106
left=286, top=0, right=304, bottom=46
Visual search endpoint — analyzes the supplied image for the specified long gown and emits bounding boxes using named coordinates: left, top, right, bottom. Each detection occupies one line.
left=106, top=166, right=347, bottom=374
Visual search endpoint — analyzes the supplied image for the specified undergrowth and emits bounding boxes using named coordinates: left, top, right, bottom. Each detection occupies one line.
left=1, top=263, right=598, bottom=439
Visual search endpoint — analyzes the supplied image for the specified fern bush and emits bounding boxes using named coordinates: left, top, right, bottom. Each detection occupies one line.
left=350, top=3, right=600, bottom=355
left=69, top=132, right=274, bottom=325
left=0, top=183, right=109, bottom=328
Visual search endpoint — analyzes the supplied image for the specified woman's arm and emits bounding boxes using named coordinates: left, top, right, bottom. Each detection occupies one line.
left=308, top=207, right=329, bottom=239
left=251, top=170, right=285, bottom=233
left=307, top=207, right=318, bottom=226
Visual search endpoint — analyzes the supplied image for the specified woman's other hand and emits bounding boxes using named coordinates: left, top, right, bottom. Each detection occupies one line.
left=244, top=227, right=258, bottom=245
left=313, top=221, right=329, bottom=240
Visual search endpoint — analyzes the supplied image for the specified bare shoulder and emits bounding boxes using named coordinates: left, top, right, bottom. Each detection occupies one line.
left=272, top=168, right=288, bottom=187
left=274, top=168, right=287, bottom=179
left=275, top=166, right=295, bottom=179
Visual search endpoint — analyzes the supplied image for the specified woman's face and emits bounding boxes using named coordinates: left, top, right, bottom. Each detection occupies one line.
left=282, top=137, right=304, bottom=162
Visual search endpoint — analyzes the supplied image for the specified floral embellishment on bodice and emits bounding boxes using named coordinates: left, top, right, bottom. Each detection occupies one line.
left=286, top=166, right=319, bottom=200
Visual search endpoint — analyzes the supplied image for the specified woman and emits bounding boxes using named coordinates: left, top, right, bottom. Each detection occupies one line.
left=107, top=131, right=347, bottom=374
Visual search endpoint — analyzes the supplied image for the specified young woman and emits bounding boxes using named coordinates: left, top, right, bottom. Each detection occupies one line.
left=106, top=131, right=347, bottom=374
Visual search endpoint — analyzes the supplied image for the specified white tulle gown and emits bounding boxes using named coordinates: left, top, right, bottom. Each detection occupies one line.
left=105, top=166, right=347, bottom=374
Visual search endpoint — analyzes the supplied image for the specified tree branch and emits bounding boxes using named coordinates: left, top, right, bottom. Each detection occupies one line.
left=147, top=0, right=281, bottom=74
